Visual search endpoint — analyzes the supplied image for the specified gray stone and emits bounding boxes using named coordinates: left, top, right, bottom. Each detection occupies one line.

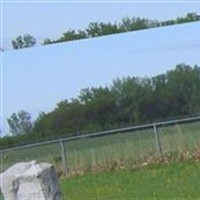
left=0, top=160, right=63, bottom=200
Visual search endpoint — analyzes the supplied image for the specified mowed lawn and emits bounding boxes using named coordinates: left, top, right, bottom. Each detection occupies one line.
left=60, top=161, right=200, bottom=200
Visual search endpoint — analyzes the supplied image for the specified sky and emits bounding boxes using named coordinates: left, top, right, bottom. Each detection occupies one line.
left=1, top=1, right=200, bottom=49
left=1, top=1, right=200, bottom=136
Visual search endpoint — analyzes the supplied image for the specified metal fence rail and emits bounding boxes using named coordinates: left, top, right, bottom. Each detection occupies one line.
left=1, top=115, right=200, bottom=174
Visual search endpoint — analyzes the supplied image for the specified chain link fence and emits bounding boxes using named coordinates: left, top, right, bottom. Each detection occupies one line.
left=1, top=116, right=200, bottom=175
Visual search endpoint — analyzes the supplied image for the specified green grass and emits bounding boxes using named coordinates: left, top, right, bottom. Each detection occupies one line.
left=1, top=160, right=200, bottom=200
left=1, top=121, right=200, bottom=174
left=60, top=161, right=200, bottom=200
left=1, top=122, right=200, bottom=200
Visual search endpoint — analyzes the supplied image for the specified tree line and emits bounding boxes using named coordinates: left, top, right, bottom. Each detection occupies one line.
left=11, top=12, right=200, bottom=49
left=1, top=63, right=200, bottom=149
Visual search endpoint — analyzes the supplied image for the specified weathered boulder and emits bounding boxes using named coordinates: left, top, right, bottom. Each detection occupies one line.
left=0, top=160, right=63, bottom=200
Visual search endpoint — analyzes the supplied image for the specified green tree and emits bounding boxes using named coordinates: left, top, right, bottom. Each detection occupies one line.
left=12, top=34, right=36, bottom=49
left=79, top=87, right=117, bottom=129
left=43, top=30, right=87, bottom=45
left=111, top=77, right=151, bottom=124
left=1, top=64, right=200, bottom=147
left=60, top=30, right=87, bottom=41
left=43, top=38, right=53, bottom=45
left=165, top=64, right=200, bottom=116
left=177, top=12, right=200, bottom=23
left=7, top=110, right=33, bottom=135
left=86, top=22, right=120, bottom=37
left=40, top=12, right=200, bottom=46
left=119, top=17, right=151, bottom=31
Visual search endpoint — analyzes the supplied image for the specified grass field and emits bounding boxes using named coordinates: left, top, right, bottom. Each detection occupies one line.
left=1, top=161, right=200, bottom=200
left=1, top=120, right=200, bottom=175
left=0, top=121, right=200, bottom=200
left=60, top=161, right=200, bottom=199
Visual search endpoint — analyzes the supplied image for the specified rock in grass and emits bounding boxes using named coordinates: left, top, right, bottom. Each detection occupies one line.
left=0, top=160, right=63, bottom=200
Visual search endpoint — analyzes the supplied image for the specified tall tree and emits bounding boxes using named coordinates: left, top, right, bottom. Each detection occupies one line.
left=12, top=34, right=36, bottom=49
left=7, top=110, right=33, bottom=135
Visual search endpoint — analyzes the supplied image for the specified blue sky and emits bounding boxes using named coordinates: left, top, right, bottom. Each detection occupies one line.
left=1, top=2, right=200, bottom=135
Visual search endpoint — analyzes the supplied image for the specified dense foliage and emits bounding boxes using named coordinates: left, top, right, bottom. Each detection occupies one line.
left=43, top=13, right=200, bottom=45
left=12, top=34, right=36, bottom=49
left=7, top=110, right=33, bottom=136
left=1, top=64, right=200, bottom=148
left=32, top=64, right=200, bottom=135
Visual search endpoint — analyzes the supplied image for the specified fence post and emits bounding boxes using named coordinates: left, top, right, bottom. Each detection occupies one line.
left=60, top=139, right=68, bottom=175
left=153, top=123, right=164, bottom=161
